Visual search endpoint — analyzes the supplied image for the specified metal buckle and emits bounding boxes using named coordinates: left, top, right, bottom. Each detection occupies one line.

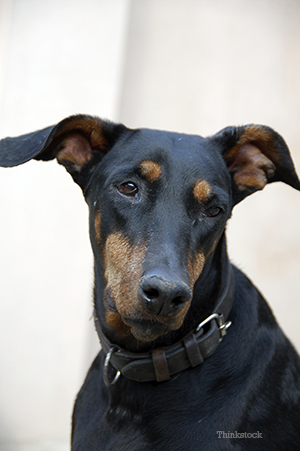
left=103, top=347, right=121, bottom=386
left=195, top=313, right=231, bottom=340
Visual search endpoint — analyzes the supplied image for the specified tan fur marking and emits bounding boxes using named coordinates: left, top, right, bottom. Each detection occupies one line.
left=188, top=252, right=205, bottom=287
left=56, top=116, right=107, bottom=149
left=168, top=301, right=191, bottom=330
left=105, top=310, right=131, bottom=339
left=140, top=160, right=162, bottom=181
left=94, top=211, right=101, bottom=244
left=104, top=232, right=190, bottom=341
left=207, top=234, right=222, bottom=258
left=232, top=126, right=272, bottom=150
left=104, top=232, right=146, bottom=322
left=193, top=180, right=212, bottom=203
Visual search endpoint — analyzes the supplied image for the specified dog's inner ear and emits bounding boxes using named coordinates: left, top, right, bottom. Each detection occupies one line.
left=215, top=124, right=300, bottom=204
left=41, top=116, right=127, bottom=190
left=225, top=142, right=275, bottom=192
left=56, top=133, right=105, bottom=173
left=50, top=129, right=109, bottom=189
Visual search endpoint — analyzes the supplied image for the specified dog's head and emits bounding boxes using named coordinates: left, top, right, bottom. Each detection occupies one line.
left=1, top=116, right=299, bottom=346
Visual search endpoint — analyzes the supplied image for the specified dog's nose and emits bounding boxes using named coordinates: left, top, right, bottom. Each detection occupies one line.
left=139, top=274, right=192, bottom=317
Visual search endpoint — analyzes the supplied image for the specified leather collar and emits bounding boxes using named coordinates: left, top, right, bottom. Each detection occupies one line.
left=94, top=264, right=235, bottom=385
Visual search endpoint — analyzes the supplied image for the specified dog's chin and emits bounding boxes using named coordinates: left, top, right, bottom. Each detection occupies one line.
left=123, top=318, right=171, bottom=342
left=132, top=326, right=168, bottom=342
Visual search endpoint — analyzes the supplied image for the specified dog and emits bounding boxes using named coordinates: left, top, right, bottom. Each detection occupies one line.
left=1, top=115, right=300, bottom=450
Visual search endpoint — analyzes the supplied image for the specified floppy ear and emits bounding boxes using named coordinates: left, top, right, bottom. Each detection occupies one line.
left=0, top=114, right=128, bottom=190
left=211, top=124, right=300, bottom=205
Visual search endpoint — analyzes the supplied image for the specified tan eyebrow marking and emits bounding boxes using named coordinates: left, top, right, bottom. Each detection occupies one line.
left=193, top=180, right=212, bottom=203
left=140, top=160, right=162, bottom=181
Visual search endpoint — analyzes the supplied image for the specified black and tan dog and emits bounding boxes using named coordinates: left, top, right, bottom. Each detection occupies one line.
left=1, top=116, right=300, bottom=450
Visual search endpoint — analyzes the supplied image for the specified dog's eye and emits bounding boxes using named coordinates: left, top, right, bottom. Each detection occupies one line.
left=117, top=182, right=139, bottom=197
left=203, top=206, right=222, bottom=218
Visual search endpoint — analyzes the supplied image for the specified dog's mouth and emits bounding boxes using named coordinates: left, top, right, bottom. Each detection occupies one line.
left=104, top=289, right=188, bottom=342
left=122, top=316, right=171, bottom=342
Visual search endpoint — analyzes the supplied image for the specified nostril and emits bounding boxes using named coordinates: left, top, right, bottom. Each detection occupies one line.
left=139, top=273, right=192, bottom=316
left=172, top=296, right=185, bottom=308
left=144, top=288, right=160, bottom=300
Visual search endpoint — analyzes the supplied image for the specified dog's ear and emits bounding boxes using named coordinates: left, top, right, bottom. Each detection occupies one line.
left=211, top=124, right=300, bottom=205
left=0, top=115, right=128, bottom=190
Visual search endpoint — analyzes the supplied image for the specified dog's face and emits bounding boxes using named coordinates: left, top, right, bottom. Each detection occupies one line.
left=87, top=129, right=232, bottom=342
left=1, top=115, right=299, bottom=346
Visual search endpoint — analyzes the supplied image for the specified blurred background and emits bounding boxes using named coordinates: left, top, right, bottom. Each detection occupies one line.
left=0, top=0, right=299, bottom=449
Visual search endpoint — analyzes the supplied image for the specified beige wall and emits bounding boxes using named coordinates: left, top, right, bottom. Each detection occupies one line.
left=0, top=0, right=300, bottom=449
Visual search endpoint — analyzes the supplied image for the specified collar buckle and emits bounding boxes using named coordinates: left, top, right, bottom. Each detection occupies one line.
left=103, top=347, right=121, bottom=386
left=196, top=312, right=232, bottom=340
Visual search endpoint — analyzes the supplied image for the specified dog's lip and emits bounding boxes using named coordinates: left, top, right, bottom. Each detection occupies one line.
left=123, top=315, right=175, bottom=329
left=105, top=291, right=118, bottom=312
left=123, top=316, right=170, bottom=341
